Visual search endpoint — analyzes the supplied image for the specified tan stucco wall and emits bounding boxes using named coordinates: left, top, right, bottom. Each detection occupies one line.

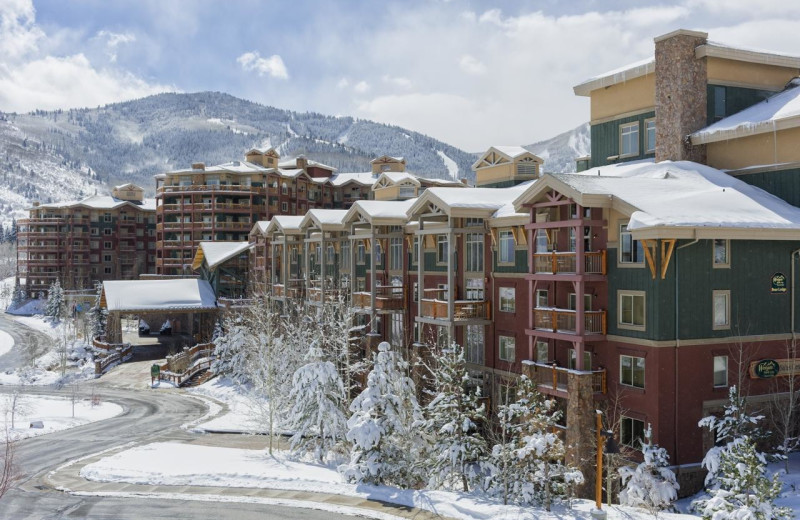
left=476, top=163, right=514, bottom=185
left=371, top=161, right=405, bottom=174
left=590, top=73, right=655, bottom=122
left=707, top=58, right=799, bottom=90
left=705, top=126, right=800, bottom=170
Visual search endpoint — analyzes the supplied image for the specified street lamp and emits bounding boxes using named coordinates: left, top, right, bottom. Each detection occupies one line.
left=592, top=410, right=619, bottom=520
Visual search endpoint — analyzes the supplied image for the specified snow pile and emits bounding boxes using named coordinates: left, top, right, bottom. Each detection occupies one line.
left=2, top=394, right=122, bottom=441
left=0, top=330, right=13, bottom=358
left=80, top=442, right=696, bottom=520
left=7, top=298, right=46, bottom=316
left=187, top=377, right=268, bottom=433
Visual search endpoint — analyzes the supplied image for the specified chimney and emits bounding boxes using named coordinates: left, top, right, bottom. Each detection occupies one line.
left=460, top=178, right=470, bottom=186
left=192, top=162, right=206, bottom=171
left=296, top=156, right=308, bottom=170
left=32, top=201, right=40, bottom=207
left=654, top=29, right=708, bottom=163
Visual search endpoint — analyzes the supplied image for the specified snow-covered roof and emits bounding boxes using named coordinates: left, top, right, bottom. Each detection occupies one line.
left=278, top=168, right=305, bottom=178
left=251, top=220, right=270, bottom=236
left=573, top=57, right=655, bottom=96
left=407, top=181, right=535, bottom=218
left=246, top=147, right=277, bottom=155
left=513, top=160, right=800, bottom=239
left=278, top=158, right=337, bottom=172
left=370, top=155, right=405, bottom=164
left=471, top=146, right=543, bottom=170
left=697, top=41, right=800, bottom=69
left=344, top=199, right=418, bottom=225
left=35, top=195, right=156, bottom=212
left=102, top=279, right=217, bottom=312
left=194, top=241, right=252, bottom=271
left=300, top=209, right=349, bottom=231
left=113, top=183, right=143, bottom=191
left=329, top=172, right=379, bottom=187
left=265, top=215, right=305, bottom=235
left=691, top=79, right=800, bottom=144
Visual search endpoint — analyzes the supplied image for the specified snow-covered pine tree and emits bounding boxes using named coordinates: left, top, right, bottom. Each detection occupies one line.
left=9, top=278, right=23, bottom=310
left=87, top=282, right=106, bottom=340
left=694, top=436, right=790, bottom=520
left=211, top=314, right=250, bottom=383
left=422, top=342, right=487, bottom=492
left=287, top=345, right=348, bottom=462
left=45, top=279, right=64, bottom=322
left=618, top=424, right=679, bottom=514
left=340, top=341, right=425, bottom=488
left=319, top=294, right=365, bottom=401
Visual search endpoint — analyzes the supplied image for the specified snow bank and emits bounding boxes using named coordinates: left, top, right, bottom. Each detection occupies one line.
left=2, top=394, right=122, bottom=441
left=187, top=377, right=269, bottom=433
left=7, top=298, right=46, bottom=316
left=81, top=442, right=696, bottom=520
left=0, top=330, right=13, bottom=358
left=12, top=315, right=59, bottom=339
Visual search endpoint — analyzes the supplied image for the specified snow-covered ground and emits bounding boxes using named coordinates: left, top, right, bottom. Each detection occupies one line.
left=12, top=314, right=59, bottom=339
left=2, top=394, right=122, bottom=441
left=187, top=377, right=268, bottom=433
left=80, top=442, right=694, bottom=520
left=0, top=330, right=13, bottom=358
left=7, top=298, right=46, bottom=317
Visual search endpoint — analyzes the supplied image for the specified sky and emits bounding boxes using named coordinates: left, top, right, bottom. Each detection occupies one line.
left=1, top=1, right=800, bottom=152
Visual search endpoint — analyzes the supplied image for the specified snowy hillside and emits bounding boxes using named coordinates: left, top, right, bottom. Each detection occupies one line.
left=0, top=92, right=478, bottom=228
left=525, top=122, right=590, bottom=174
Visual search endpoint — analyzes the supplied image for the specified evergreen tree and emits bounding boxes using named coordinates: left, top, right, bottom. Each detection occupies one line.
left=287, top=346, right=348, bottom=462
left=45, top=279, right=64, bottom=322
left=422, top=342, right=487, bottom=492
left=9, top=278, right=24, bottom=309
left=340, top=342, right=425, bottom=488
left=619, top=424, right=679, bottom=513
left=87, top=282, right=106, bottom=339
left=210, top=315, right=250, bottom=384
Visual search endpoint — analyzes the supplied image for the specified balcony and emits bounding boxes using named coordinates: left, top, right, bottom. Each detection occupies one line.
left=157, top=185, right=265, bottom=196
left=526, top=362, right=607, bottom=398
left=532, top=251, right=606, bottom=275
left=308, top=286, right=340, bottom=303
left=272, top=281, right=304, bottom=299
left=352, top=285, right=405, bottom=311
left=533, top=308, right=607, bottom=335
left=419, top=299, right=491, bottom=321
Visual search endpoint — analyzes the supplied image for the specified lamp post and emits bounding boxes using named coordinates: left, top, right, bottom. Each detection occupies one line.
left=592, top=410, right=619, bottom=520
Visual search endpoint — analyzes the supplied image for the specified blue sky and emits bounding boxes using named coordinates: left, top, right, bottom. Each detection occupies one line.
left=2, top=1, right=800, bottom=150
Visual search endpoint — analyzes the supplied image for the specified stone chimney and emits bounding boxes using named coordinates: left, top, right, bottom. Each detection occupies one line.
left=460, top=178, right=469, bottom=186
left=295, top=156, right=308, bottom=170
left=654, top=29, right=708, bottom=163
left=192, top=162, right=206, bottom=171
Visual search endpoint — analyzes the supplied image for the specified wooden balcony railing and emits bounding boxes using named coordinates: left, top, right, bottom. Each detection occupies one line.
left=352, top=285, right=405, bottom=311
left=158, top=185, right=265, bottom=195
left=533, top=308, right=607, bottom=335
left=419, top=299, right=491, bottom=320
left=532, top=251, right=607, bottom=275
left=527, top=362, right=607, bottom=395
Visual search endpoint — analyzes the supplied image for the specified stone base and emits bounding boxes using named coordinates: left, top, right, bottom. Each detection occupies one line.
left=675, top=464, right=706, bottom=498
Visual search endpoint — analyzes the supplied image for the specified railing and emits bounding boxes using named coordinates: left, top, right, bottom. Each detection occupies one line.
left=158, top=185, right=265, bottom=195
left=272, top=281, right=304, bottom=299
left=533, top=308, right=607, bottom=335
left=532, top=251, right=607, bottom=275
left=352, top=285, right=405, bottom=311
left=158, top=342, right=214, bottom=386
left=526, top=362, right=607, bottom=395
left=419, top=299, right=491, bottom=320
left=93, top=338, right=133, bottom=376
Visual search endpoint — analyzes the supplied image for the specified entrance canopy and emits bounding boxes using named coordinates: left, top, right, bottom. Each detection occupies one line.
left=101, top=279, right=218, bottom=312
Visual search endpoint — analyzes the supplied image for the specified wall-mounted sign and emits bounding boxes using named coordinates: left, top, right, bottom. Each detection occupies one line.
left=749, top=358, right=799, bottom=379
left=771, top=273, right=787, bottom=293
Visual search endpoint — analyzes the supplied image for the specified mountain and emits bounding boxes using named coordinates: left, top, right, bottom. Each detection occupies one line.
left=0, top=91, right=478, bottom=228
left=525, top=122, right=590, bottom=174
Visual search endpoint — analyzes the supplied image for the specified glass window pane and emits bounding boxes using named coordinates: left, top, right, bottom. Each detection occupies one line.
left=714, top=239, right=728, bottom=265
left=714, top=293, right=728, bottom=327
left=713, top=355, right=728, bottom=387
left=633, top=295, right=645, bottom=326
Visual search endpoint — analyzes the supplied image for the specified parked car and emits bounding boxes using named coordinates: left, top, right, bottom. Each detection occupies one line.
left=138, top=319, right=150, bottom=336
left=159, top=319, right=172, bottom=336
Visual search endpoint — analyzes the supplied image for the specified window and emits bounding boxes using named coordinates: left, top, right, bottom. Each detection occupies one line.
left=568, top=293, right=592, bottom=311
left=104, top=267, right=112, bottom=274
left=645, top=118, right=656, bottom=153
left=498, top=335, right=515, bottom=362
left=713, top=85, right=726, bottom=121
left=103, top=213, right=111, bottom=222
left=619, top=292, right=645, bottom=329
left=103, top=254, right=112, bottom=263
left=389, top=237, right=403, bottom=270
left=535, top=229, right=549, bottom=253
left=569, top=349, right=592, bottom=371
left=373, top=242, right=382, bottom=265
left=499, top=287, right=515, bottom=312
left=326, top=245, right=335, bottom=265
left=390, top=314, right=403, bottom=347
left=568, top=227, right=577, bottom=252
left=357, top=241, right=365, bottom=264
left=91, top=227, right=99, bottom=235
left=498, top=229, right=515, bottom=264
left=620, top=122, right=639, bottom=158
left=536, top=289, right=548, bottom=308
left=341, top=241, right=351, bottom=270
left=104, top=241, right=112, bottom=249
left=619, top=224, right=644, bottom=264
left=714, top=355, right=728, bottom=388
left=621, top=417, right=645, bottom=448
left=466, top=218, right=483, bottom=227
left=620, top=355, right=645, bottom=388
left=713, top=290, right=730, bottom=330
left=465, top=233, right=483, bottom=272
left=536, top=341, right=549, bottom=363
left=412, top=237, right=419, bottom=266
left=437, top=235, right=448, bottom=264
left=466, top=325, right=484, bottom=365
left=281, top=202, right=288, bottom=212
left=713, top=239, right=729, bottom=268
left=466, top=278, right=484, bottom=300
left=103, top=228, right=112, bottom=236
left=281, top=182, right=288, bottom=195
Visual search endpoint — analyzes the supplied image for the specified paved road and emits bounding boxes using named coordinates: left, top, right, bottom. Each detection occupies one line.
left=0, top=313, right=52, bottom=373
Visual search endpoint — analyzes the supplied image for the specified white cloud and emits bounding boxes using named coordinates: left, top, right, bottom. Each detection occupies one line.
left=93, top=30, right=136, bottom=62
left=0, top=0, right=173, bottom=113
left=353, top=80, right=370, bottom=94
left=459, top=54, right=486, bottom=75
left=237, top=51, right=289, bottom=79
left=336, top=77, right=349, bottom=89
left=381, top=75, right=412, bottom=89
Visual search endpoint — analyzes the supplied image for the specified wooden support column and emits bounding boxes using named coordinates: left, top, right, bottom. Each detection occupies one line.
left=528, top=207, right=535, bottom=361
left=370, top=227, right=377, bottom=334
left=417, top=217, right=425, bottom=340
left=447, top=223, right=456, bottom=344
left=320, top=234, right=327, bottom=304
left=574, top=210, right=585, bottom=370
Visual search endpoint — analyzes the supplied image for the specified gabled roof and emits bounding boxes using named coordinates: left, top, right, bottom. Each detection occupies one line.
left=343, top=199, right=418, bottom=226
left=691, top=79, right=800, bottom=144
left=370, top=155, right=405, bottom=164
left=250, top=221, right=270, bottom=236
left=265, top=215, right=305, bottom=236
left=102, top=279, right=217, bottom=312
left=513, top=160, right=800, bottom=239
left=246, top=147, right=278, bottom=156
left=34, top=194, right=156, bottom=212
left=407, top=181, right=534, bottom=218
left=193, top=241, right=252, bottom=271
left=113, top=183, right=144, bottom=191
left=329, top=171, right=379, bottom=187
left=299, top=209, right=349, bottom=232
left=573, top=57, right=655, bottom=97
left=471, top=146, right=543, bottom=170
left=374, top=171, right=421, bottom=189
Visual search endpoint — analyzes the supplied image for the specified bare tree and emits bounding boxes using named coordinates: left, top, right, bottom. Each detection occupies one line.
left=0, top=434, right=22, bottom=500
left=768, top=340, right=800, bottom=472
